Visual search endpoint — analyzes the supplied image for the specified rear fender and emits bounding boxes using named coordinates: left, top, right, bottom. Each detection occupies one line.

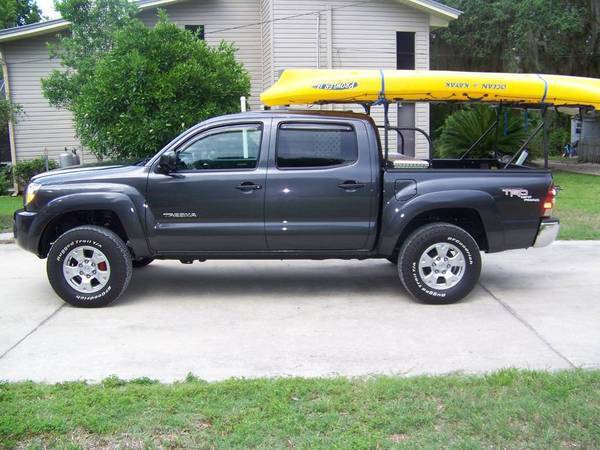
left=378, top=189, right=504, bottom=255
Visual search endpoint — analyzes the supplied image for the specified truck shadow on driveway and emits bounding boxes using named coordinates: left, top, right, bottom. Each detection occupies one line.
left=117, top=260, right=426, bottom=306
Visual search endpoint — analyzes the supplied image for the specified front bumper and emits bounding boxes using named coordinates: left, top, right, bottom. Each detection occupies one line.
left=533, top=218, right=560, bottom=248
left=13, top=208, right=43, bottom=255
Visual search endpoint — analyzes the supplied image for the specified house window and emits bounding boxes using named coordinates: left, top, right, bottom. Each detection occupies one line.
left=396, top=31, right=415, bottom=70
left=185, top=25, right=205, bottom=40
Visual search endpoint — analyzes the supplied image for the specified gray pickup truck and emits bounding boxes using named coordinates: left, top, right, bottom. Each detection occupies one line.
left=14, top=110, right=559, bottom=307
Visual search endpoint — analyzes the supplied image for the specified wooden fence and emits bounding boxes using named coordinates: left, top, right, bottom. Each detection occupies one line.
left=578, top=139, right=600, bottom=164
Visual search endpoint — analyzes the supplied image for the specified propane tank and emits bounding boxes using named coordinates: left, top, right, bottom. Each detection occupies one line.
left=59, top=147, right=75, bottom=168
left=71, top=148, right=81, bottom=165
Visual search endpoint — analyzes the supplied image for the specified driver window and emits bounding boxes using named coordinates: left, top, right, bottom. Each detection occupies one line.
left=177, top=125, right=262, bottom=171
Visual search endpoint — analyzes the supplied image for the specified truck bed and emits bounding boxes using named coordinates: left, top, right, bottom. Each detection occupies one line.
left=381, top=164, right=553, bottom=253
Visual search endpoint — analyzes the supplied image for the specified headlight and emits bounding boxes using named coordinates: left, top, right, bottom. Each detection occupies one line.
left=25, top=182, right=41, bottom=205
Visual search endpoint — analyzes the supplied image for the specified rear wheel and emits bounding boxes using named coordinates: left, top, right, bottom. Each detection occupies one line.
left=398, top=223, right=481, bottom=304
left=47, top=225, right=132, bottom=308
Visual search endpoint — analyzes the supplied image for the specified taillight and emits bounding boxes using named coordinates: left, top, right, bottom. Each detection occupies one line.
left=542, top=183, right=556, bottom=217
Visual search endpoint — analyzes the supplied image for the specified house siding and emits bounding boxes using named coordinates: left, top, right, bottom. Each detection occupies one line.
left=260, top=0, right=274, bottom=91
left=1, top=34, right=83, bottom=162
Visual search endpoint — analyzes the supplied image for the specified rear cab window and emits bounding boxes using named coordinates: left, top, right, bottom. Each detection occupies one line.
left=276, top=123, right=358, bottom=169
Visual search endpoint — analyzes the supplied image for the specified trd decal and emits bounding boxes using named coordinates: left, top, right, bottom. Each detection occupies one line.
left=501, top=188, right=540, bottom=203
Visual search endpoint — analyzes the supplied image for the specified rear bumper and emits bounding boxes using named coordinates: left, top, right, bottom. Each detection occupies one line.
left=533, top=218, right=560, bottom=248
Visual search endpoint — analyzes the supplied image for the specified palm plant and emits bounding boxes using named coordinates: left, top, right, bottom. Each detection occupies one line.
left=436, top=106, right=531, bottom=159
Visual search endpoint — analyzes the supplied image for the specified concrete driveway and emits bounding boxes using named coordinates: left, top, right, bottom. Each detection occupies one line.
left=0, top=241, right=598, bottom=382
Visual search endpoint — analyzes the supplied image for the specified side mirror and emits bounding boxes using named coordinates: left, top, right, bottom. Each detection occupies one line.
left=157, top=151, right=177, bottom=174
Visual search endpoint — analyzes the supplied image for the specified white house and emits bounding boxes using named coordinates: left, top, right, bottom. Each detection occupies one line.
left=0, top=0, right=460, bottom=165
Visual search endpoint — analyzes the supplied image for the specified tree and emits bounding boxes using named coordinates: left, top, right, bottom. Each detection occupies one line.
left=0, top=97, right=21, bottom=135
left=43, top=1, right=250, bottom=160
left=0, top=0, right=42, bottom=29
left=42, top=0, right=138, bottom=110
left=432, top=0, right=599, bottom=77
left=431, top=1, right=598, bottom=153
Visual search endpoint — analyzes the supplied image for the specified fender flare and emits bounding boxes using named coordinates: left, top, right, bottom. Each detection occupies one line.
left=38, top=190, right=150, bottom=257
left=378, top=189, right=505, bottom=255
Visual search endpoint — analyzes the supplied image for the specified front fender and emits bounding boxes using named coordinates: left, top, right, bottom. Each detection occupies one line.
left=378, top=189, right=505, bottom=255
left=38, top=189, right=150, bottom=257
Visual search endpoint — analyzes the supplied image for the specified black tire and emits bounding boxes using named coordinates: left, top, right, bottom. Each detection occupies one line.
left=132, top=257, right=154, bottom=268
left=398, top=223, right=481, bottom=305
left=47, top=225, right=132, bottom=308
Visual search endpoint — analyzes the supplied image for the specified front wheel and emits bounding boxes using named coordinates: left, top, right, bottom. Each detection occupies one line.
left=47, top=225, right=133, bottom=308
left=398, top=223, right=481, bottom=304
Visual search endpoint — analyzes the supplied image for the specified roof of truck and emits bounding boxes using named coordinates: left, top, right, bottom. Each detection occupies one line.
left=218, top=109, right=372, bottom=120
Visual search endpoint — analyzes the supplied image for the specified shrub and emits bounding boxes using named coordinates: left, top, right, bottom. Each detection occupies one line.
left=43, top=2, right=251, bottom=160
left=13, top=158, right=58, bottom=191
left=0, top=167, right=10, bottom=195
left=436, top=106, right=531, bottom=159
left=0, top=98, right=23, bottom=133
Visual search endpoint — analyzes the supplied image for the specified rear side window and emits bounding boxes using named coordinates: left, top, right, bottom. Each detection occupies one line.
left=276, top=123, right=358, bottom=169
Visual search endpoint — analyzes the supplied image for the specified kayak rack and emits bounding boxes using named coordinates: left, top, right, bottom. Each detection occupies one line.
left=367, top=101, right=551, bottom=170
left=376, top=125, right=434, bottom=164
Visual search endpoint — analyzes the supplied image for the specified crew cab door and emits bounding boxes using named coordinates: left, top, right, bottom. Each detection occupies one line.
left=146, top=122, right=268, bottom=252
left=265, top=119, right=376, bottom=250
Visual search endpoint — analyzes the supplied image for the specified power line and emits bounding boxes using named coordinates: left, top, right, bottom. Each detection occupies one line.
left=204, top=0, right=372, bottom=36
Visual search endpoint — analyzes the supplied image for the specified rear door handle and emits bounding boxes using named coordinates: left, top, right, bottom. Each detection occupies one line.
left=236, top=182, right=262, bottom=191
left=337, top=181, right=365, bottom=190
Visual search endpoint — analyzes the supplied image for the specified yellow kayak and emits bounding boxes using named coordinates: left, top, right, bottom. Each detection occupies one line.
left=260, top=69, right=600, bottom=110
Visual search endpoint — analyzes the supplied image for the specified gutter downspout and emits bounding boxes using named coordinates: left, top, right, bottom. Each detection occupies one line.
left=316, top=12, right=320, bottom=69
left=327, top=5, right=333, bottom=110
left=0, top=50, right=18, bottom=194
left=327, top=5, right=333, bottom=70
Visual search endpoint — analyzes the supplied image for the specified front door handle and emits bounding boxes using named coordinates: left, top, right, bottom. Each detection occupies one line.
left=337, top=181, right=365, bottom=190
left=236, top=182, right=262, bottom=191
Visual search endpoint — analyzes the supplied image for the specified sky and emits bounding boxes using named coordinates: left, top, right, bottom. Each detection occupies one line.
left=37, top=0, right=61, bottom=20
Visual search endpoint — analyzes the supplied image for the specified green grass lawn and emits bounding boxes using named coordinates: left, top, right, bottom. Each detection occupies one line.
left=1, top=370, right=598, bottom=449
left=0, top=195, right=22, bottom=232
left=553, top=171, right=600, bottom=240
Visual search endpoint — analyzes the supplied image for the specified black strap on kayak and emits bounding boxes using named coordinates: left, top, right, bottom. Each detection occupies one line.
left=378, top=69, right=386, bottom=103
left=536, top=74, right=549, bottom=104
left=370, top=69, right=390, bottom=162
left=371, top=70, right=387, bottom=106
